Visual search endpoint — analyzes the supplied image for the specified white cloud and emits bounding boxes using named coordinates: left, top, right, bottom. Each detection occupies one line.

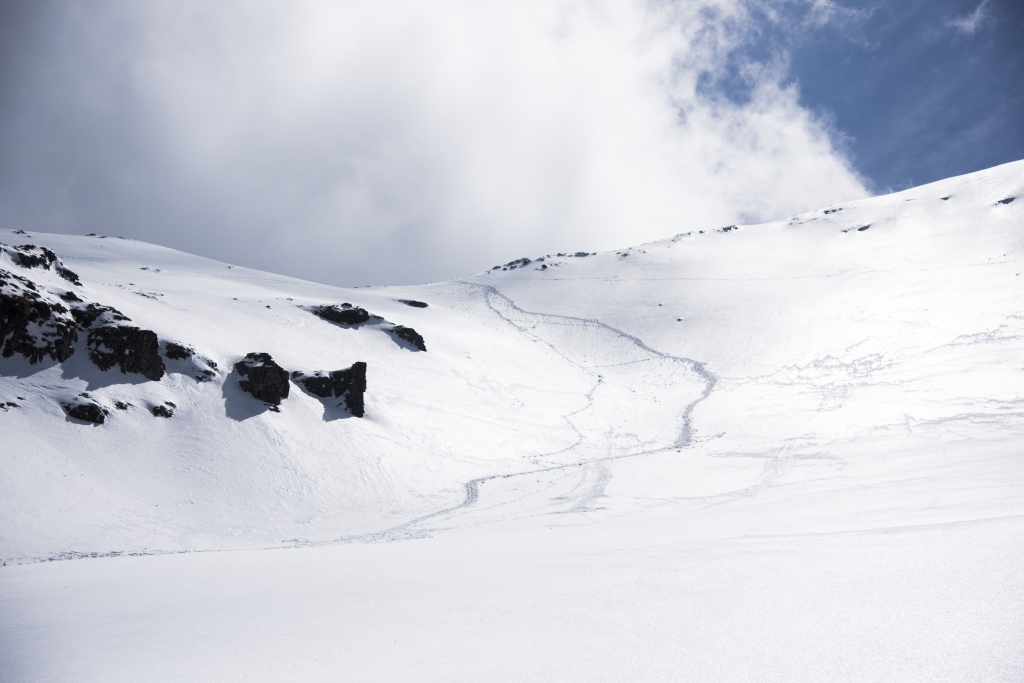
left=0, top=0, right=869, bottom=285
left=947, top=0, right=993, bottom=36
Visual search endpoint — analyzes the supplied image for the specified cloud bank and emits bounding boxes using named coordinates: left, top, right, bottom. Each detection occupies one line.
left=0, top=0, right=869, bottom=285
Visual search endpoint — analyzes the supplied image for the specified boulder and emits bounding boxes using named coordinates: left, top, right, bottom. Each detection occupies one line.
left=297, top=361, right=367, bottom=417
left=63, top=401, right=108, bottom=424
left=235, top=353, right=290, bottom=405
left=87, top=326, right=165, bottom=381
left=311, top=304, right=373, bottom=326
left=389, top=325, right=426, bottom=351
left=151, top=402, right=175, bottom=418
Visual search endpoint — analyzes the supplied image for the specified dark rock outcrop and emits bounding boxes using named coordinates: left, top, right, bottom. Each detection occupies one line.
left=69, top=302, right=129, bottom=329
left=0, top=269, right=78, bottom=363
left=63, top=400, right=108, bottom=424
left=87, top=326, right=165, bottom=381
left=151, top=402, right=175, bottom=418
left=1, top=243, right=80, bottom=284
left=164, top=342, right=192, bottom=360
left=311, top=303, right=374, bottom=326
left=296, top=361, right=367, bottom=417
left=389, top=325, right=426, bottom=351
left=235, top=353, right=290, bottom=405
left=163, top=342, right=217, bottom=382
left=398, top=299, right=428, bottom=308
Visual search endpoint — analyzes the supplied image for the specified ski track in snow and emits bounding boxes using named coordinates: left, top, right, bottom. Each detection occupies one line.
left=305, top=282, right=717, bottom=547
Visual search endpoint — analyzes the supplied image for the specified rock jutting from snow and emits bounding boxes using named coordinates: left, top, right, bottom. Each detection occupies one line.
left=87, top=326, right=166, bottom=381
left=0, top=269, right=79, bottom=363
left=151, top=402, right=175, bottom=418
left=398, top=299, right=428, bottom=308
left=295, top=361, right=368, bottom=417
left=164, top=342, right=192, bottom=360
left=389, top=325, right=426, bottom=351
left=311, top=303, right=375, bottom=326
left=235, top=353, right=290, bottom=405
left=0, top=243, right=81, bottom=284
left=69, top=302, right=130, bottom=329
left=62, top=399, right=108, bottom=424
left=162, top=342, right=217, bottom=382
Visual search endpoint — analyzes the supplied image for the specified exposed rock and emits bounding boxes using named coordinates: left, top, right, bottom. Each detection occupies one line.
left=164, top=342, right=192, bottom=360
left=87, top=326, right=165, bottom=381
left=0, top=269, right=78, bottom=363
left=69, top=302, right=129, bottom=329
left=499, top=257, right=531, bottom=271
left=296, top=361, right=367, bottom=417
left=114, top=401, right=130, bottom=410
left=996, top=197, right=1015, bottom=205
left=151, top=402, right=175, bottom=418
left=389, top=325, right=426, bottom=351
left=63, top=400, right=108, bottom=424
left=398, top=299, right=428, bottom=308
left=310, top=303, right=375, bottom=326
left=235, top=352, right=290, bottom=405
left=163, top=342, right=217, bottom=382
left=0, top=243, right=80, bottom=284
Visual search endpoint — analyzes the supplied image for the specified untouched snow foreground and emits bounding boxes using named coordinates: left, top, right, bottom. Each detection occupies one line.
left=2, top=161, right=1023, bottom=681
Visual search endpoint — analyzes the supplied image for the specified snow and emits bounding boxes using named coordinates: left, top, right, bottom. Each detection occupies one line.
left=1, top=160, right=1023, bottom=681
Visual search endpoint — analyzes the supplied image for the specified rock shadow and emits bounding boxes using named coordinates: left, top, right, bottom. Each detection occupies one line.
left=55, top=338, right=154, bottom=390
left=385, top=326, right=426, bottom=352
left=292, top=382, right=360, bottom=422
left=222, top=367, right=276, bottom=421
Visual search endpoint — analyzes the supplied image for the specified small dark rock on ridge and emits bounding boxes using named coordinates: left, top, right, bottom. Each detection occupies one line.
left=389, top=325, right=426, bottom=351
left=398, top=299, right=428, bottom=308
left=236, top=352, right=290, bottom=405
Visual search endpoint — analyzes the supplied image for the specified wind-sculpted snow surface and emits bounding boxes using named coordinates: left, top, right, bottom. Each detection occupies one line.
left=1, top=161, right=1024, bottom=682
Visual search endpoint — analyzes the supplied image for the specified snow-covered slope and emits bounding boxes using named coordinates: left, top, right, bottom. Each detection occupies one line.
left=1, top=160, right=1022, bottom=562
left=1, top=161, right=1022, bottom=682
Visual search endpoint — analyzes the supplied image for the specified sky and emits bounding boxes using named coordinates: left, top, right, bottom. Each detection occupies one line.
left=0, top=0, right=1021, bottom=286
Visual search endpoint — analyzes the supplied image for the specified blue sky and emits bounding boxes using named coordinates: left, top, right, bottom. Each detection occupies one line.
left=789, top=0, right=1024, bottom=191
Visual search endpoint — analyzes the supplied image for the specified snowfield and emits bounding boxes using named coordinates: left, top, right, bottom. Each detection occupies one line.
left=1, top=160, right=1023, bottom=681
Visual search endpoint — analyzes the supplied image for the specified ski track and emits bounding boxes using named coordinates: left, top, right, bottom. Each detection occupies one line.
left=307, top=282, right=717, bottom=547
